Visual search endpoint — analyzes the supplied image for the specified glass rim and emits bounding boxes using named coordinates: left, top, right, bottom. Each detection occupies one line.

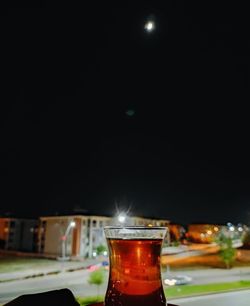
left=104, top=226, right=167, bottom=230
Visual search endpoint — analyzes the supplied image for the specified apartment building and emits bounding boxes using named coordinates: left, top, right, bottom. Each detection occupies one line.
left=38, top=214, right=170, bottom=258
left=0, top=218, right=38, bottom=252
left=38, top=215, right=111, bottom=258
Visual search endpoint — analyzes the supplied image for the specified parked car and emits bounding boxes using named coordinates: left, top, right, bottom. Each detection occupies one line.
left=164, top=275, right=192, bottom=286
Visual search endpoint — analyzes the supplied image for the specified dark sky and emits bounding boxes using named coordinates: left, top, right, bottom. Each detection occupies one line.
left=1, top=2, right=250, bottom=225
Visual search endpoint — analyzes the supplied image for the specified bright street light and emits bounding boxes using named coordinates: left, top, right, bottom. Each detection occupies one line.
left=118, top=214, right=126, bottom=223
left=70, top=221, right=76, bottom=228
left=229, top=226, right=235, bottom=232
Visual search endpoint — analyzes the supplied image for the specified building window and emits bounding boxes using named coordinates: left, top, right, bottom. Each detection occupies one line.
left=92, top=220, right=97, bottom=227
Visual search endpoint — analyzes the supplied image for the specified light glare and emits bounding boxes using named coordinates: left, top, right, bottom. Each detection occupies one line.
left=70, top=221, right=76, bottom=227
left=229, top=226, right=235, bottom=231
left=118, top=214, right=126, bottom=223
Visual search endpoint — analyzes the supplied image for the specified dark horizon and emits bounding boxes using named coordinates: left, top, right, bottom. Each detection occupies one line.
left=1, top=2, right=250, bottom=226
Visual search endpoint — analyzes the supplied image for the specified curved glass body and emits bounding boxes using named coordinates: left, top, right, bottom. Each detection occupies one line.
left=104, top=226, right=167, bottom=306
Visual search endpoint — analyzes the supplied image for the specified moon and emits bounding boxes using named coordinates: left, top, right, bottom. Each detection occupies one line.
left=145, top=20, right=155, bottom=32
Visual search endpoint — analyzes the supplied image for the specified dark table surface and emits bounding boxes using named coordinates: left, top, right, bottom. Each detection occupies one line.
left=3, top=290, right=179, bottom=306
left=87, top=303, right=178, bottom=306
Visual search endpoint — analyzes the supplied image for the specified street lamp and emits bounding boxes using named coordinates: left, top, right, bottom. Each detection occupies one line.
left=118, top=213, right=126, bottom=224
left=59, top=220, right=76, bottom=260
left=166, top=226, right=171, bottom=275
left=229, top=226, right=235, bottom=232
left=238, top=226, right=243, bottom=232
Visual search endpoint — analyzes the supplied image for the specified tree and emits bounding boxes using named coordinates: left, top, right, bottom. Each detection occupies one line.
left=87, top=269, right=105, bottom=295
left=216, top=234, right=236, bottom=269
left=96, top=244, right=107, bottom=256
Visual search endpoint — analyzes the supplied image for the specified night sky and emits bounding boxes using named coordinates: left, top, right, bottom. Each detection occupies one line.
left=1, top=2, right=250, bottom=225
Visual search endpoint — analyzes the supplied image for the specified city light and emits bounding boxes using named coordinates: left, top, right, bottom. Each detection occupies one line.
left=164, top=279, right=177, bottom=286
left=70, top=221, right=76, bottom=228
left=118, top=214, right=126, bottom=223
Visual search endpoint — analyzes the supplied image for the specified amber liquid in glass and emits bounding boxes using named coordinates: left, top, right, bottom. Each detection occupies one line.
left=105, top=238, right=166, bottom=306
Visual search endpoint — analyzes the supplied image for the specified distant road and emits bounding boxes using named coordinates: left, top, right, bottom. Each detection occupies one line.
left=162, top=266, right=250, bottom=285
left=1, top=267, right=250, bottom=303
left=0, top=269, right=108, bottom=303
left=170, top=290, right=250, bottom=306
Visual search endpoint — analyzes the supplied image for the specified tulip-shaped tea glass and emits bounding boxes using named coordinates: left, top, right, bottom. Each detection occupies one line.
left=104, top=226, right=167, bottom=306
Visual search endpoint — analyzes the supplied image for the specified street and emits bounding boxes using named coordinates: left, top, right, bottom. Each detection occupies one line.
left=170, top=289, right=250, bottom=306
left=0, top=267, right=250, bottom=304
left=162, top=266, right=250, bottom=284
left=0, top=269, right=108, bottom=303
